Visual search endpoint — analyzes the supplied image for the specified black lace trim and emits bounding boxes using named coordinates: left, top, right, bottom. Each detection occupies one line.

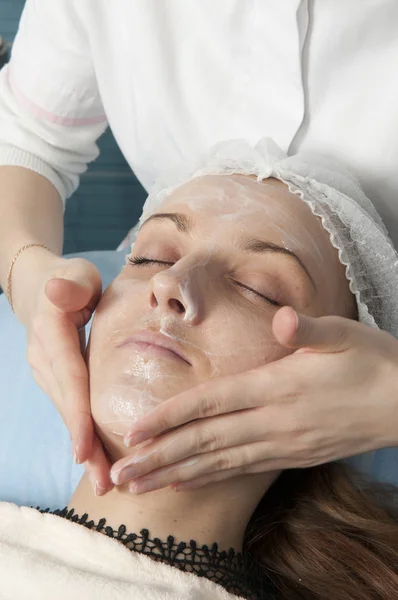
left=33, top=506, right=277, bottom=599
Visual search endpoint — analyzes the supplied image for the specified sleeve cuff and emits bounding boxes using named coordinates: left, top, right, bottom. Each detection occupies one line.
left=0, top=144, right=78, bottom=208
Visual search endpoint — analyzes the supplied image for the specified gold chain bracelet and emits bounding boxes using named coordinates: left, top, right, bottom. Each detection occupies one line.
left=6, top=243, right=51, bottom=313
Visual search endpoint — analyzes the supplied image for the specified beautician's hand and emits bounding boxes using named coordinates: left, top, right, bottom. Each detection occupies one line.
left=110, top=306, right=398, bottom=494
left=24, top=256, right=114, bottom=494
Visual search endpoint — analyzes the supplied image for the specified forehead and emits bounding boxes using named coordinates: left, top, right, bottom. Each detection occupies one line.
left=158, top=174, right=328, bottom=256
left=161, top=174, right=312, bottom=226
left=163, top=174, right=292, bottom=211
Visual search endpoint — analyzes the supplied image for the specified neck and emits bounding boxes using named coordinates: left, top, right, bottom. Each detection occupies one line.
left=68, top=471, right=277, bottom=553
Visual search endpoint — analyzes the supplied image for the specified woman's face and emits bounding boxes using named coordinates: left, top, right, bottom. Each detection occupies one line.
left=87, top=174, right=354, bottom=458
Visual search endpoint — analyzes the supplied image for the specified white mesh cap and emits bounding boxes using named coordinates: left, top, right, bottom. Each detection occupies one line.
left=137, top=137, right=398, bottom=338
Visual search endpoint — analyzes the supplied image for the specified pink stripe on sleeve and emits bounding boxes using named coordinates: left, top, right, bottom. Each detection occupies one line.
left=8, top=67, right=107, bottom=127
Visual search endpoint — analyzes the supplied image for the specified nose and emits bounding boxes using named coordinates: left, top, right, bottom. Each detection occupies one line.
left=149, top=262, right=204, bottom=325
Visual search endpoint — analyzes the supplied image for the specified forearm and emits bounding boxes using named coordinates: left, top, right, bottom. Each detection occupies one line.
left=0, top=166, right=64, bottom=319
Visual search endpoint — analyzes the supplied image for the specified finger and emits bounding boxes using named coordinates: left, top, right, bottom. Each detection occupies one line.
left=34, top=340, right=110, bottom=484
left=112, top=407, right=274, bottom=485
left=30, top=367, right=50, bottom=397
left=33, top=357, right=91, bottom=465
left=272, top=306, right=354, bottom=352
left=46, top=278, right=97, bottom=316
left=44, top=318, right=93, bottom=463
left=85, top=434, right=115, bottom=496
left=128, top=442, right=282, bottom=495
left=46, top=259, right=102, bottom=313
left=28, top=343, right=66, bottom=421
left=124, top=369, right=269, bottom=447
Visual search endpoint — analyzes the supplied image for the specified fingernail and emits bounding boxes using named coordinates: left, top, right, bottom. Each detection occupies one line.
left=130, top=481, right=139, bottom=494
left=97, top=484, right=108, bottom=496
left=124, top=430, right=150, bottom=448
left=111, top=464, right=139, bottom=486
left=131, top=479, right=156, bottom=494
left=94, top=483, right=105, bottom=496
left=74, top=435, right=87, bottom=464
left=111, top=448, right=154, bottom=484
left=73, top=444, right=80, bottom=464
left=89, top=472, right=107, bottom=496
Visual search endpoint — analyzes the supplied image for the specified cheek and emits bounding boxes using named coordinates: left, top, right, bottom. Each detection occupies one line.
left=202, top=305, right=291, bottom=379
left=88, top=278, right=148, bottom=389
left=90, top=277, right=145, bottom=346
left=88, top=279, right=159, bottom=444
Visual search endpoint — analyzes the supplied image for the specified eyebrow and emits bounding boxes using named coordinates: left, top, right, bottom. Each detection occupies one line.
left=240, top=238, right=316, bottom=290
left=140, top=212, right=192, bottom=233
left=139, top=212, right=316, bottom=290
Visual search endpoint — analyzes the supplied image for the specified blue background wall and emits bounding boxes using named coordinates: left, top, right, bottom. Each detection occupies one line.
left=0, top=0, right=147, bottom=254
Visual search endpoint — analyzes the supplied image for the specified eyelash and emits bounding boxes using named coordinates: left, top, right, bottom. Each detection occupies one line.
left=128, top=256, right=280, bottom=307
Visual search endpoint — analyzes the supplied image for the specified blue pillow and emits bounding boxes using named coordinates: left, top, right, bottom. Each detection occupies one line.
left=0, top=249, right=397, bottom=511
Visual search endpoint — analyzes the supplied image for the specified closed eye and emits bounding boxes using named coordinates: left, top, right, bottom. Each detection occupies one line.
left=233, top=281, right=280, bottom=307
left=128, top=256, right=174, bottom=267
left=128, top=256, right=281, bottom=307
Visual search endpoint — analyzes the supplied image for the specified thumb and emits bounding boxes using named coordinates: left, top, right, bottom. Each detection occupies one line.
left=272, top=306, right=353, bottom=353
left=45, top=261, right=102, bottom=313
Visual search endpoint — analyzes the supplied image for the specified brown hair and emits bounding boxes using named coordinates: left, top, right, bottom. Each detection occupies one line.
left=243, top=462, right=398, bottom=599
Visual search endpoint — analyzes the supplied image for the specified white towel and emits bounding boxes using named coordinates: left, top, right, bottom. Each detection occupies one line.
left=0, top=502, right=244, bottom=599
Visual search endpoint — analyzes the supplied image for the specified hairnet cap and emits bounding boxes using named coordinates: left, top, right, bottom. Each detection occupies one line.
left=139, top=137, right=398, bottom=338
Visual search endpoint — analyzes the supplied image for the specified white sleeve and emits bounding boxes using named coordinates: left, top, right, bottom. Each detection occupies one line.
left=0, top=0, right=108, bottom=206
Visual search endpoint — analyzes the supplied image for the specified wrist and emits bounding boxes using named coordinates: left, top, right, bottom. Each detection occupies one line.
left=10, top=246, right=65, bottom=324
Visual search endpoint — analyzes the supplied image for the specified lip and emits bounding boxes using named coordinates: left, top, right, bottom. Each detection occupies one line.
left=118, top=330, right=191, bottom=365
